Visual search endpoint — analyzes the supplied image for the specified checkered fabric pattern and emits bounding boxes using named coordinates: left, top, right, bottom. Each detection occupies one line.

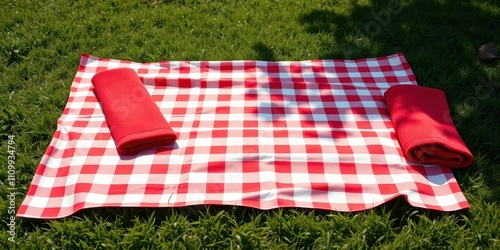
left=17, top=53, right=469, bottom=219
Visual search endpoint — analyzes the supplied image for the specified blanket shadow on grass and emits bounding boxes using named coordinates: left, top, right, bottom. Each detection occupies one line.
left=19, top=197, right=469, bottom=247
left=298, top=0, right=500, bottom=204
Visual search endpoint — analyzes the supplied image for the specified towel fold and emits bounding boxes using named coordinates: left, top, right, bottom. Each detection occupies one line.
left=91, top=68, right=177, bottom=154
left=384, top=85, right=473, bottom=168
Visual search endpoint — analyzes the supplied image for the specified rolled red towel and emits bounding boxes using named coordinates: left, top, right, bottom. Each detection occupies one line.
left=91, top=68, right=177, bottom=154
left=384, top=85, right=474, bottom=168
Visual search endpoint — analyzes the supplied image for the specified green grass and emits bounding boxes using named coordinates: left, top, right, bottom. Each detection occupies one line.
left=1, top=0, right=500, bottom=248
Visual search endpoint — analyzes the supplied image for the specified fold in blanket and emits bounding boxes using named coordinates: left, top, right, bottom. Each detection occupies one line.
left=384, top=85, right=474, bottom=168
left=91, top=68, right=177, bottom=154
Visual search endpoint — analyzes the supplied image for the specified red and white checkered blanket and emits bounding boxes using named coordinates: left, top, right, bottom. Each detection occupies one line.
left=18, top=53, right=469, bottom=219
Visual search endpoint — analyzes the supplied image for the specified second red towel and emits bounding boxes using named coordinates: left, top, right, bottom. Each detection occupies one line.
left=91, top=68, right=177, bottom=154
left=384, top=85, right=474, bottom=168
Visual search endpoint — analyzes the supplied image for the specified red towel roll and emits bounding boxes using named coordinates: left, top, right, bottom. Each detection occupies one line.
left=91, top=68, right=177, bottom=154
left=384, top=85, right=474, bottom=168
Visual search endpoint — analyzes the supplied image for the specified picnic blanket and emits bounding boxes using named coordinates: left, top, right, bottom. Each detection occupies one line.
left=384, top=85, right=474, bottom=168
left=91, top=68, right=177, bottom=154
left=18, top=53, right=470, bottom=219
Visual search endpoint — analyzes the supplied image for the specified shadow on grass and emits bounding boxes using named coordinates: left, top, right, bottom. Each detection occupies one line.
left=19, top=196, right=470, bottom=241
left=298, top=0, right=500, bottom=203
left=252, top=42, right=277, bottom=61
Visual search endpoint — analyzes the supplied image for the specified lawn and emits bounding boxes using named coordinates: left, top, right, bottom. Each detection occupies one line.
left=1, top=0, right=499, bottom=249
